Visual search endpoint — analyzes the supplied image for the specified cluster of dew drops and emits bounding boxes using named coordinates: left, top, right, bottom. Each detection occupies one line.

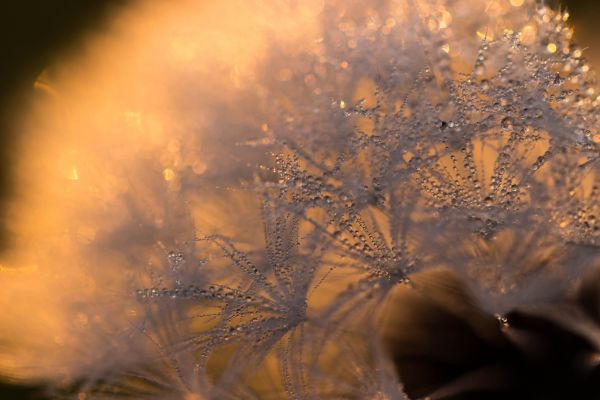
left=120, top=3, right=600, bottom=399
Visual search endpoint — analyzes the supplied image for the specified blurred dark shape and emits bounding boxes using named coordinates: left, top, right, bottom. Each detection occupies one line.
left=0, top=4, right=131, bottom=398
left=380, top=268, right=600, bottom=399
left=561, top=0, right=600, bottom=68
left=0, top=0, right=130, bottom=250
left=0, top=380, right=48, bottom=400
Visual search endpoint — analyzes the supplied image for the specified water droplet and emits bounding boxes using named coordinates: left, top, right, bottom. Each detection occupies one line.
left=501, top=116, right=514, bottom=130
left=484, top=195, right=494, bottom=206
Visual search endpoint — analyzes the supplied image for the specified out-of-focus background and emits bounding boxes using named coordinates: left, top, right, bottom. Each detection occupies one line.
left=0, top=0, right=131, bottom=251
left=555, top=0, right=600, bottom=62
left=0, top=2, right=130, bottom=398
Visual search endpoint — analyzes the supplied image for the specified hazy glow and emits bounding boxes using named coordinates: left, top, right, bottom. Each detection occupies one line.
left=1, top=0, right=327, bottom=380
left=0, top=1, right=596, bottom=393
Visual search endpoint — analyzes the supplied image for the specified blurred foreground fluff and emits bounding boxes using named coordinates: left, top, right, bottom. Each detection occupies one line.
left=1, top=0, right=600, bottom=398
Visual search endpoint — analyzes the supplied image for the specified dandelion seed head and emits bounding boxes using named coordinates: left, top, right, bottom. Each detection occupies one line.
left=0, top=0, right=599, bottom=398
